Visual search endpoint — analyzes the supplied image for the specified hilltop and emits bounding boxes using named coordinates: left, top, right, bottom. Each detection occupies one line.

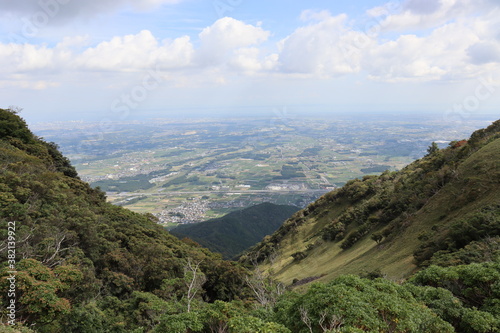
left=170, top=203, right=299, bottom=259
left=242, top=119, right=500, bottom=285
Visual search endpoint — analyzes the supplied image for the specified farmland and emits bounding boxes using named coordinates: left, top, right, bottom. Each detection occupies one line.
left=32, top=113, right=493, bottom=226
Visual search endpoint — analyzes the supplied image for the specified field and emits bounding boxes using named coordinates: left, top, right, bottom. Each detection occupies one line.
left=32, top=113, right=493, bottom=226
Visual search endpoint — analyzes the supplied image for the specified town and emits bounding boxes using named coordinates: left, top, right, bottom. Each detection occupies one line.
left=33, top=113, right=494, bottom=227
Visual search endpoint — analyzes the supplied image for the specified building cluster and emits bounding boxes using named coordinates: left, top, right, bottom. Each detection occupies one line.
left=155, top=198, right=210, bottom=224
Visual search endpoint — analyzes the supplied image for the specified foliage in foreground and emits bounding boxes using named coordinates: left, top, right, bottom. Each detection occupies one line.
left=1, top=108, right=500, bottom=332
left=143, top=261, right=500, bottom=333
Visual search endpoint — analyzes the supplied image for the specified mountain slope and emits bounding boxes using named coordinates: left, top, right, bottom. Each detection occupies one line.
left=171, top=203, right=300, bottom=259
left=242, top=119, right=500, bottom=285
left=2, top=108, right=499, bottom=332
left=0, top=108, right=250, bottom=332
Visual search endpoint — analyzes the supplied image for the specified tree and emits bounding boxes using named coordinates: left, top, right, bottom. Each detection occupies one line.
left=0, top=259, right=82, bottom=328
left=273, top=275, right=454, bottom=332
left=245, top=264, right=285, bottom=309
left=427, top=142, right=439, bottom=156
left=184, top=258, right=206, bottom=313
left=7, top=105, right=23, bottom=114
left=0, top=107, right=33, bottom=143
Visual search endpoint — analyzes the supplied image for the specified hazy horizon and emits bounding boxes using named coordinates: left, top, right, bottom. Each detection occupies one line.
left=25, top=108, right=500, bottom=127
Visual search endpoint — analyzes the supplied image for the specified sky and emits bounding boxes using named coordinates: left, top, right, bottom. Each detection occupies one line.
left=0, top=0, right=499, bottom=123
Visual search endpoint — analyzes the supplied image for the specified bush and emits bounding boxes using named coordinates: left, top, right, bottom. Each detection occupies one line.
left=273, top=275, right=454, bottom=332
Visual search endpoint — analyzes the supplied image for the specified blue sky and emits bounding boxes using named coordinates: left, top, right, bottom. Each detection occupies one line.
left=0, top=0, right=499, bottom=123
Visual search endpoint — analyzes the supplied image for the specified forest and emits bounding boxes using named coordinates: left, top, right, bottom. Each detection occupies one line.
left=0, top=107, right=499, bottom=332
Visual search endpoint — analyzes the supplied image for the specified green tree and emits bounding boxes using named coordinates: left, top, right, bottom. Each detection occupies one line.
left=0, top=259, right=82, bottom=331
left=427, top=142, right=439, bottom=156
left=409, top=262, right=500, bottom=310
left=273, top=275, right=454, bottom=332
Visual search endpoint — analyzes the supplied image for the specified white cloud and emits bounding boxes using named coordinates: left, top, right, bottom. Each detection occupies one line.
left=276, top=12, right=367, bottom=77
left=1, top=4, right=500, bottom=91
left=376, top=0, right=499, bottom=31
left=228, top=48, right=278, bottom=74
left=0, top=43, right=56, bottom=72
left=197, top=17, right=270, bottom=66
left=365, top=21, right=481, bottom=82
left=0, top=18, right=270, bottom=89
left=75, top=30, right=193, bottom=71
left=272, top=3, right=500, bottom=82
left=229, top=48, right=264, bottom=73
left=363, top=0, right=500, bottom=81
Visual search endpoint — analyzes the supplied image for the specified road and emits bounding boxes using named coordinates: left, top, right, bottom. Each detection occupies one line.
left=110, top=189, right=330, bottom=197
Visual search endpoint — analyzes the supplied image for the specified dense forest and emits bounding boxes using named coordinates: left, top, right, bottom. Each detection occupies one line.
left=171, top=203, right=299, bottom=259
left=1, top=107, right=499, bottom=332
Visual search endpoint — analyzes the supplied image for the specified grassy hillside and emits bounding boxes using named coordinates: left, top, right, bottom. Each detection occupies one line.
left=170, top=203, right=299, bottom=259
left=242, top=119, right=500, bottom=285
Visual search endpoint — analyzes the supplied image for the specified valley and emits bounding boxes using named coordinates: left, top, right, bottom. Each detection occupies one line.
left=2, top=107, right=499, bottom=332
left=32, top=113, right=493, bottom=228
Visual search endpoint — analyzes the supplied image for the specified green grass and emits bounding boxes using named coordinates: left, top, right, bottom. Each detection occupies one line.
left=257, top=135, right=500, bottom=285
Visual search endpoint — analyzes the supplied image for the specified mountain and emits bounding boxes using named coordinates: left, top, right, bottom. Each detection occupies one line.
left=0, top=108, right=252, bottom=332
left=2, top=107, right=499, bottom=332
left=170, top=203, right=300, bottom=259
left=241, top=119, right=500, bottom=285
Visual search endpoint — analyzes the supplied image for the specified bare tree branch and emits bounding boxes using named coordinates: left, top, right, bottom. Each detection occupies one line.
left=319, top=310, right=344, bottom=332
left=245, top=264, right=285, bottom=309
left=184, top=258, right=206, bottom=313
left=299, top=306, right=313, bottom=333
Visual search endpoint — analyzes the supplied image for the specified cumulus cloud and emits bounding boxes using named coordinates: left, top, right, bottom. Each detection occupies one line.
left=1, top=3, right=500, bottom=90
left=75, top=30, right=193, bottom=71
left=273, top=3, right=500, bottom=82
left=360, top=0, right=500, bottom=81
left=364, top=21, right=485, bottom=82
left=0, top=43, right=58, bottom=72
left=197, top=17, right=270, bottom=66
left=0, top=30, right=188, bottom=90
left=0, top=18, right=271, bottom=88
left=276, top=12, right=367, bottom=77
left=228, top=48, right=278, bottom=74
